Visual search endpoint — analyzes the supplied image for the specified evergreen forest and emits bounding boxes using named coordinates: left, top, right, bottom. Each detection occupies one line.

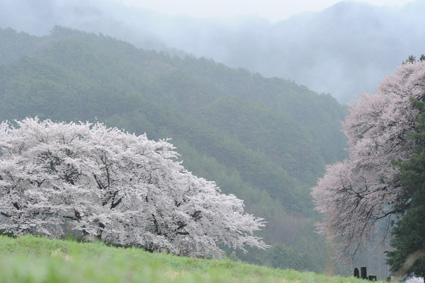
left=0, top=26, right=349, bottom=273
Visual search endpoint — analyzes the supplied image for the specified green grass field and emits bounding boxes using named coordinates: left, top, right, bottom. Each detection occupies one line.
left=0, top=235, right=383, bottom=282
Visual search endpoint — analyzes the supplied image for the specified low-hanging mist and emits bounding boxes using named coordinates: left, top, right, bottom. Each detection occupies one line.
left=1, top=0, right=424, bottom=102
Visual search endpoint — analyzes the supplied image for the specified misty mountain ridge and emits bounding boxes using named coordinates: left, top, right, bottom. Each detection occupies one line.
left=1, top=0, right=424, bottom=102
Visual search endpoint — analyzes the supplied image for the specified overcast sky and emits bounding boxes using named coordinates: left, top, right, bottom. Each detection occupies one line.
left=116, top=0, right=417, bottom=22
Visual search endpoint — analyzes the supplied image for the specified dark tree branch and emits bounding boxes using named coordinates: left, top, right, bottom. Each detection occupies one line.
left=74, top=209, right=82, bottom=220
left=111, top=197, right=122, bottom=209
left=1, top=212, right=11, bottom=217
left=93, top=174, right=105, bottom=190
left=192, top=210, right=202, bottom=221
left=12, top=202, right=20, bottom=210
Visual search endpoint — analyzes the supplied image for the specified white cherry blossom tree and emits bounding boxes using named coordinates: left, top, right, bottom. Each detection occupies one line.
left=0, top=118, right=268, bottom=258
left=311, top=61, right=425, bottom=261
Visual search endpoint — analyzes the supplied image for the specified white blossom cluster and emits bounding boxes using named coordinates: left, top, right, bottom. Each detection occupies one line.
left=0, top=118, right=267, bottom=258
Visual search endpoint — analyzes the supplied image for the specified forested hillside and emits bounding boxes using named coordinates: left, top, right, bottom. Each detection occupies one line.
left=0, top=26, right=348, bottom=273
left=2, top=1, right=424, bottom=102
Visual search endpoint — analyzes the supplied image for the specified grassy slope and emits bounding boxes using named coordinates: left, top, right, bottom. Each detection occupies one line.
left=0, top=236, right=382, bottom=283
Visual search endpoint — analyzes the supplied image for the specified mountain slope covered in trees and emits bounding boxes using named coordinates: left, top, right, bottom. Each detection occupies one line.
left=1, top=0, right=424, bottom=102
left=0, top=26, right=348, bottom=273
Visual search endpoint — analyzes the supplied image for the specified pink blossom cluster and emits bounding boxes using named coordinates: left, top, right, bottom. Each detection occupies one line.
left=312, top=61, right=425, bottom=261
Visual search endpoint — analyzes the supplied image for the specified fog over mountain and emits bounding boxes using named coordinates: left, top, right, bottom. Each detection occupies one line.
left=1, top=0, right=424, bottom=102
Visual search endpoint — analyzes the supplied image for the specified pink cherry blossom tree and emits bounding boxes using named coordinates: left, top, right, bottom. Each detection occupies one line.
left=311, top=61, right=425, bottom=261
left=0, top=118, right=268, bottom=258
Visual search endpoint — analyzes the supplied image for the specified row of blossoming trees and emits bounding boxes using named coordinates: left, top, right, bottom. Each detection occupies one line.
left=312, top=59, right=425, bottom=278
left=0, top=118, right=267, bottom=258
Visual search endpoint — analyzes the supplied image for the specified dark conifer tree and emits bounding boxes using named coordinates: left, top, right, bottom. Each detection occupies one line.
left=386, top=99, right=425, bottom=280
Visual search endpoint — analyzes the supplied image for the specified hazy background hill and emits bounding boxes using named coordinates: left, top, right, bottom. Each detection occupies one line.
left=1, top=0, right=424, bottom=102
left=0, top=26, right=352, bottom=274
